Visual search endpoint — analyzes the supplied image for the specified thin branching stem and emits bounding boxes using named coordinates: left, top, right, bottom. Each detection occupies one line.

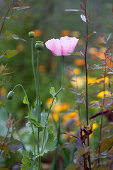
left=0, top=5, right=11, bottom=36
left=83, top=0, right=91, bottom=169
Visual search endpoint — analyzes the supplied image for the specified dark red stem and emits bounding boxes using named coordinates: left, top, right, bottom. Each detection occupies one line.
left=84, top=1, right=91, bottom=169
left=0, top=5, right=11, bottom=36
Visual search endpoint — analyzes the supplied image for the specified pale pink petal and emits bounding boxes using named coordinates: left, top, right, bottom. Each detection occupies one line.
left=45, top=36, right=79, bottom=56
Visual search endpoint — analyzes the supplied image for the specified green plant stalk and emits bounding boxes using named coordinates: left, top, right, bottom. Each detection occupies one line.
left=41, top=55, right=64, bottom=155
left=12, top=84, right=36, bottom=166
left=51, top=116, right=61, bottom=170
left=36, top=51, right=41, bottom=170
left=31, top=40, right=41, bottom=169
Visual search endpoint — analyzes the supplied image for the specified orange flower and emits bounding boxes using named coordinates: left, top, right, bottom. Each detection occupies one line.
left=52, top=102, right=69, bottom=113
left=46, top=98, right=69, bottom=113
left=32, top=29, right=41, bottom=37
left=61, top=29, right=71, bottom=36
left=74, top=59, right=85, bottom=66
left=38, top=65, right=45, bottom=72
left=93, top=52, right=113, bottom=67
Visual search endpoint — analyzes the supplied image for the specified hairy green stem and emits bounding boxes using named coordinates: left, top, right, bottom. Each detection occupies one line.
left=41, top=55, right=64, bottom=155
left=31, top=40, right=41, bottom=168
left=12, top=84, right=36, bottom=165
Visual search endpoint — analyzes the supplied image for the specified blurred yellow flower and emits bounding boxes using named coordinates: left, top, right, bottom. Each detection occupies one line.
left=96, top=77, right=109, bottom=85
left=63, top=111, right=79, bottom=126
left=46, top=98, right=69, bottom=113
left=97, top=90, right=111, bottom=98
left=50, top=112, right=59, bottom=122
left=70, top=76, right=84, bottom=88
left=52, top=102, right=69, bottom=113
left=92, top=123, right=98, bottom=130
left=73, top=68, right=81, bottom=75
left=87, top=77, right=96, bottom=84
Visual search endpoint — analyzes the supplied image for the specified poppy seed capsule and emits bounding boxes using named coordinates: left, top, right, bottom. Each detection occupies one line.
left=7, top=91, right=14, bottom=100
left=35, top=41, right=44, bottom=51
left=28, top=31, right=35, bottom=38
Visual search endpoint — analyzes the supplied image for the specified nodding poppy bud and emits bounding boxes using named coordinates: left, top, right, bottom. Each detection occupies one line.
left=7, top=91, right=14, bottom=100
left=35, top=41, right=44, bottom=51
left=28, top=31, right=35, bottom=38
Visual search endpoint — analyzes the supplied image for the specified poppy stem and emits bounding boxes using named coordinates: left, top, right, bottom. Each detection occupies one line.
left=31, top=40, right=41, bottom=168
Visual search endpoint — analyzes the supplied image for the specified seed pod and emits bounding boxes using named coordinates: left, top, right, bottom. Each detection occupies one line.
left=35, top=41, right=44, bottom=51
left=7, top=91, right=14, bottom=100
left=28, top=31, right=35, bottom=38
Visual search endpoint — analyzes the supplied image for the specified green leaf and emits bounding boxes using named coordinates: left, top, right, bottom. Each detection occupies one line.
left=5, top=31, right=26, bottom=41
left=29, top=117, right=44, bottom=131
left=71, top=52, right=81, bottom=56
left=99, top=136, right=113, bottom=153
left=88, top=31, right=96, bottom=39
left=23, top=95, right=29, bottom=105
left=40, top=126, right=56, bottom=156
left=7, top=138, right=23, bottom=153
left=4, top=50, right=18, bottom=58
left=50, top=87, right=56, bottom=97
left=21, top=151, right=32, bottom=170
left=9, top=15, right=18, bottom=21
left=13, top=6, right=30, bottom=11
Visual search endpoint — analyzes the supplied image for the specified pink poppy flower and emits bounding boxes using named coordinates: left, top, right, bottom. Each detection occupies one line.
left=45, top=36, right=79, bottom=56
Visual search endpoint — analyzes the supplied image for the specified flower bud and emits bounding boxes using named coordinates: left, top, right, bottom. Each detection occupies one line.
left=7, top=91, right=14, bottom=100
left=28, top=31, right=35, bottom=38
left=35, top=41, right=44, bottom=51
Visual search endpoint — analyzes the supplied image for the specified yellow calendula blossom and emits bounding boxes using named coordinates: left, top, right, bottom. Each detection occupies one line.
left=46, top=98, right=69, bottom=114
left=49, top=113, right=59, bottom=122
left=92, top=123, right=98, bottom=130
left=97, top=90, right=111, bottom=98
left=96, top=77, right=109, bottom=85
left=73, top=68, right=81, bottom=75
left=70, top=76, right=84, bottom=89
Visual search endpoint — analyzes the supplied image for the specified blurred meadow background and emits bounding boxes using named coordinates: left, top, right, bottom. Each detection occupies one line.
left=0, top=0, right=113, bottom=169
